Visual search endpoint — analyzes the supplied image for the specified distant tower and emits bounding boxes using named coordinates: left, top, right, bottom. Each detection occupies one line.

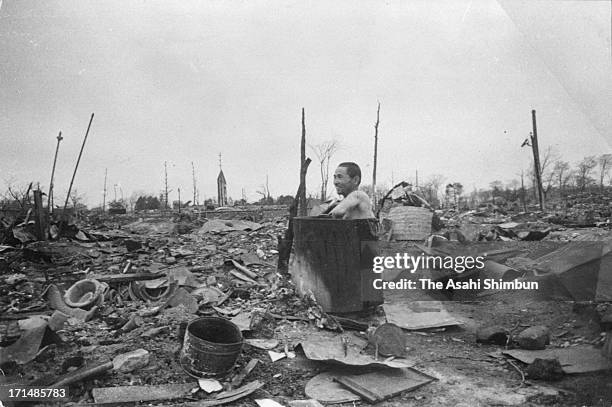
left=217, top=153, right=228, bottom=206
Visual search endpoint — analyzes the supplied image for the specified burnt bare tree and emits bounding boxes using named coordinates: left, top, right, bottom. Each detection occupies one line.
left=2, top=179, right=33, bottom=209
left=310, top=140, right=339, bottom=201
left=256, top=175, right=272, bottom=204
left=539, top=146, right=560, bottom=199
left=552, top=159, right=570, bottom=196
left=576, top=156, right=598, bottom=192
left=425, top=174, right=445, bottom=207
left=598, top=154, right=612, bottom=192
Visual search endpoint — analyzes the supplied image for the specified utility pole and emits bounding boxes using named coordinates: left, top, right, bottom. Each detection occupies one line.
left=372, top=102, right=380, bottom=209
left=178, top=187, right=181, bottom=214
left=415, top=169, right=419, bottom=188
left=164, top=161, right=169, bottom=210
left=191, top=161, right=197, bottom=206
left=102, top=168, right=107, bottom=213
left=530, top=110, right=544, bottom=210
left=48, top=131, right=63, bottom=214
left=63, top=113, right=94, bottom=216
left=520, top=170, right=527, bottom=212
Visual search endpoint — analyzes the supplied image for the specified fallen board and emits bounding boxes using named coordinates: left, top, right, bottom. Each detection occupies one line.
left=334, top=367, right=435, bottom=402
left=503, top=345, right=612, bottom=374
left=305, top=372, right=361, bottom=404
left=384, top=302, right=463, bottom=330
left=305, top=368, right=434, bottom=404
left=298, top=337, right=413, bottom=369
left=92, top=383, right=197, bottom=404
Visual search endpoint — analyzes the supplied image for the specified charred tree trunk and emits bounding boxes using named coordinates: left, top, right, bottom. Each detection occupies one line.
left=278, top=158, right=311, bottom=273
left=298, top=108, right=308, bottom=216
left=372, top=102, right=380, bottom=209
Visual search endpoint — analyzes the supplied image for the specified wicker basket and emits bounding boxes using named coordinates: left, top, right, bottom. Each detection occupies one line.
left=386, top=206, right=433, bottom=241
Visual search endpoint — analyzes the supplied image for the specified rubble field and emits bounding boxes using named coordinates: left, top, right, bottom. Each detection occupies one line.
left=1, top=211, right=611, bottom=407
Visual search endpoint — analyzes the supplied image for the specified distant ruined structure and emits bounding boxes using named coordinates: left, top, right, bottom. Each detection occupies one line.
left=217, top=153, right=228, bottom=206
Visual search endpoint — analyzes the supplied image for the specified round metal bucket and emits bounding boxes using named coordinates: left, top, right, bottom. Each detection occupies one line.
left=179, top=317, right=243, bottom=378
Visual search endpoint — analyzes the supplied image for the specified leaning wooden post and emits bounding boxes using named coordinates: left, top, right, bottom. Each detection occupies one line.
left=63, top=113, right=94, bottom=216
left=48, top=131, right=63, bottom=214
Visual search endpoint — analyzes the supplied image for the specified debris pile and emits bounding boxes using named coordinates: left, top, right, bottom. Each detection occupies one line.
left=1, top=204, right=611, bottom=405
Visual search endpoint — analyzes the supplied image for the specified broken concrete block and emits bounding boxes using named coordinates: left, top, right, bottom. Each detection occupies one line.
left=289, top=400, right=325, bottom=407
left=112, top=349, right=150, bottom=373
left=476, top=325, right=510, bottom=345
left=198, top=378, right=223, bottom=393
left=517, top=326, right=550, bottom=350
left=125, top=239, right=142, bottom=252
left=526, top=358, right=564, bottom=381
left=48, top=310, right=70, bottom=331
left=142, top=326, right=169, bottom=338
left=5, top=273, right=26, bottom=285
left=118, top=315, right=143, bottom=333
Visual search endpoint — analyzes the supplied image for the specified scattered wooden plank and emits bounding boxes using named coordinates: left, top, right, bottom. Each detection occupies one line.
left=52, top=360, right=113, bottom=388
left=229, top=270, right=258, bottom=285
left=90, top=273, right=166, bottom=284
left=230, top=259, right=258, bottom=279
left=334, top=376, right=381, bottom=403
left=231, top=359, right=260, bottom=388
left=92, top=382, right=197, bottom=404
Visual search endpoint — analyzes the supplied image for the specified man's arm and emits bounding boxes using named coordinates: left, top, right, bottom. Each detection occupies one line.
left=329, top=191, right=368, bottom=218
left=320, top=198, right=341, bottom=215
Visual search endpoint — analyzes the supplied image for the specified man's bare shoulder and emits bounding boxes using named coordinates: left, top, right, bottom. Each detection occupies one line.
left=348, top=190, right=371, bottom=201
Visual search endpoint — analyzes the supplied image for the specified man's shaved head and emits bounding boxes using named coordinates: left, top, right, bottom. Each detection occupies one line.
left=337, top=162, right=361, bottom=185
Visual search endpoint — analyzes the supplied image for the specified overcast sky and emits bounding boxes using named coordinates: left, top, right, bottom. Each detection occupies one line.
left=1, top=0, right=610, bottom=206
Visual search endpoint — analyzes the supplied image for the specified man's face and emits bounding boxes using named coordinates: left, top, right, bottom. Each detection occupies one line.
left=333, top=166, right=359, bottom=196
